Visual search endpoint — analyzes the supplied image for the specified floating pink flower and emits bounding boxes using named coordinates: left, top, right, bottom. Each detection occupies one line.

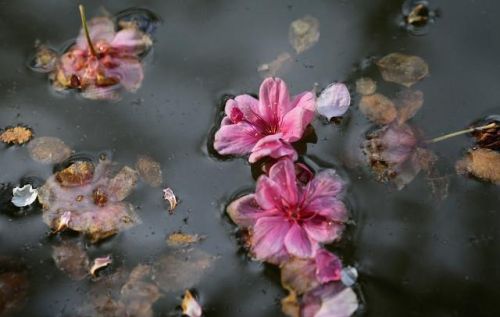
left=214, top=77, right=316, bottom=163
left=51, top=6, right=153, bottom=100
left=227, top=158, right=348, bottom=263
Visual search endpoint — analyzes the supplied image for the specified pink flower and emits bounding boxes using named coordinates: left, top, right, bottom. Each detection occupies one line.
left=302, top=283, right=359, bottom=317
left=214, top=77, right=316, bottom=163
left=227, top=158, right=348, bottom=263
left=52, top=16, right=152, bottom=100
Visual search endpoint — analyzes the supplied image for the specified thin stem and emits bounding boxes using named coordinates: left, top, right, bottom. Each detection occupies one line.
left=426, top=122, right=497, bottom=144
left=79, top=5, right=97, bottom=56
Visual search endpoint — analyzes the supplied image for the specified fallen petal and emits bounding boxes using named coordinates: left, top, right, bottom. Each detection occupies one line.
left=55, top=211, right=72, bottom=232
left=181, top=290, right=202, bottom=317
left=377, top=52, right=429, bottom=87
left=316, top=83, right=351, bottom=120
left=163, top=187, right=178, bottom=212
left=90, top=255, right=112, bottom=276
left=11, top=184, right=38, bottom=207
left=359, top=93, right=398, bottom=125
left=302, top=284, right=359, bottom=317
left=0, top=126, right=33, bottom=145
left=289, top=15, right=320, bottom=54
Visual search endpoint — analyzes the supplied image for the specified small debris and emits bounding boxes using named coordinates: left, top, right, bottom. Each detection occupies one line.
left=289, top=15, right=320, bottom=54
left=55, top=211, right=72, bottom=232
left=52, top=241, right=90, bottom=280
left=11, top=184, right=38, bottom=207
left=136, top=155, right=163, bottom=187
left=340, top=266, right=358, bottom=287
left=401, top=0, right=437, bottom=35
left=377, top=53, right=429, bottom=87
left=456, top=148, right=500, bottom=184
left=0, top=126, right=33, bottom=145
left=316, top=83, right=351, bottom=120
left=27, top=136, right=72, bottom=164
left=257, top=52, right=293, bottom=78
left=28, top=44, right=58, bottom=73
left=181, top=290, right=202, bottom=317
left=359, top=93, right=398, bottom=125
left=163, top=187, right=177, bottom=212
left=90, top=255, right=112, bottom=276
left=355, top=77, right=377, bottom=96
left=166, top=232, right=203, bottom=247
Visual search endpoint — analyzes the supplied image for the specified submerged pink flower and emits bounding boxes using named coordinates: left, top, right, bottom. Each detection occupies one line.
left=51, top=8, right=152, bottom=100
left=214, top=77, right=316, bottom=163
left=227, top=158, right=348, bottom=263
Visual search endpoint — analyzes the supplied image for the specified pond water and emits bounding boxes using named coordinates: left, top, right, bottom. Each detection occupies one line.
left=1, top=0, right=499, bottom=316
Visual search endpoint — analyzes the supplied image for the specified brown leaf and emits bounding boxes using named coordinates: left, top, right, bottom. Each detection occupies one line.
left=395, top=89, right=424, bottom=124
left=56, top=161, right=95, bottom=187
left=27, top=136, right=72, bottom=164
left=471, top=117, right=500, bottom=151
left=163, top=187, right=178, bottom=212
left=166, top=232, right=204, bottom=247
left=136, top=155, right=163, bottom=187
left=0, top=126, right=33, bottom=145
left=456, top=148, right=500, bottom=184
left=355, top=77, right=377, bottom=96
left=289, top=15, right=320, bottom=54
left=377, top=53, right=429, bottom=87
left=52, top=241, right=90, bottom=280
left=359, top=93, right=398, bottom=125
left=281, top=257, right=319, bottom=295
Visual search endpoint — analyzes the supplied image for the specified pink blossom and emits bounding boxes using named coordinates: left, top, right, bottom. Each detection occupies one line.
left=302, top=283, right=359, bottom=317
left=52, top=16, right=152, bottom=100
left=214, top=77, right=316, bottom=163
left=227, top=158, right=348, bottom=263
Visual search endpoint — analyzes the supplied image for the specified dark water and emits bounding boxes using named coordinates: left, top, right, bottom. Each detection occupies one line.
left=1, top=0, right=499, bottom=316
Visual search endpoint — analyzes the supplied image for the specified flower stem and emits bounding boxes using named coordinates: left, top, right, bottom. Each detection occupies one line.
left=78, top=4, right=97, bottom=57
left=426, top=122, right=497, bottom=144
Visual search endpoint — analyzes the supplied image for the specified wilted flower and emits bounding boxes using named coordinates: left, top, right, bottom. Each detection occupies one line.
left=50, top=5, right=153, bottom=100
left=214, top=77, right=316, bottom=163
left=227, top=158, right=348, bottom=263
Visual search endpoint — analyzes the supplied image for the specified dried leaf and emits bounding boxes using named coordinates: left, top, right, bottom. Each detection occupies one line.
left=470, top=116, right=500, bottom=151
left=316, top=83, right=351, bottom=120
left=257, top=52, right=293, bottom=78
left=90, top=255, right=112, bottom=276
left=456, top=148, right=500, bottom=184
left=152, top=249, right=216, bottom=293
left=166, top=232, right=204, bottom=247
left=377, top=52, right=428, bottom=87
left=28, top=44, right=58, bottom=73
left=281, top=257, right=320, bottom=295
left=56, top=161, right=95, bottom=187
left=0, top=126, right=33, bottom=145
left=359, top=93, right=398, bottom=125
left=181, top=290, right=202, bottom=317
left=11, top=184, right=38, bottom=207
left=395, top=89, right=424, bottom=124
left=163, top=187, right=177, bottom=212
left=355, top=77, right=377, bottom=96
left=289, top=15, right=320, bottom=54
left=136, top=155, right=163, bottom=187
left=52, top=241, right=90, bottom=280
left=281, top=291, right=300, bottom=317
left=27, top=136, right=72, bottom=164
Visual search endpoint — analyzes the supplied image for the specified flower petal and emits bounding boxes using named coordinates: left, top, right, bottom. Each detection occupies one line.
left=225, top=95, right=267, bottom=129
left=284, top=223, right=314, bottom=258
left=105, top=57, right=144, bottom=91
left=249, top=134, right=297, bottom=163
left=255, top=175, right=283, bottom=210
left=316, top=83, right=351, bottom=119
left=226, top=194, right=270, bottom=228
left=315, top=249, right=342, bottom=284
left=252, top=216, right=291, bottom=261
left=111, top=28, right=153, bottom=55
left=303, top=215, right=344, bottom=243
left=76, top=17, right=115, bottom=49
left=258, top=77, right=291, bottom=122
left=268, top=158, right=299, bottom=206
left=214, top=122, right=261, bottom=156
left=315, top=287, right=359, bottom=317
left=280, top=91, right=316, bottom=142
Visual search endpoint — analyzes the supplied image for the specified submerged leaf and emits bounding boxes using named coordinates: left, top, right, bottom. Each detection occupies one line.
left=456, top=148, right=500, bottom=184
left=27, top=136, right=72, bottom=164
left=181, top=290, right=202, bottom=317
left=136, top=155, right=163, bottom=187
left=289, top=15, right=320, bottom=54
left=377, top=53, right=428, bottom=87
left=11, top=184, right=38, bottom=207
left=0, top=126, right=33, bottom=145
left=316, top=83, right=351, bottom=120
left=52, top=241, right=90, bottom=280
left=355, top=77, right=376, bottom=96
left=359, top=93, right=398, bottom=125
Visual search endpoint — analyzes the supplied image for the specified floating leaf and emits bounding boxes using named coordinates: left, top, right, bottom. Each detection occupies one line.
left=163, top=187, right=178, bottom=212
left=355, top=77, right=376, bottom=96
left=257, top=52, right=293, bottom=78
left=27, top=136, right=72, bottom=164
left=136, top=155, right=163, bottom=187
left=456, top=148, right=500, bottom=184
left=52, top=241, right=90, bottom=280
left=316, top=83, right=351, bottom=120
left=289, top=15, right=320, bottom=54
left=181, top=290, right=202, bottom=317
left=56, top=161, right=95, bottom=187
left=11, top=184, right=38, bottom=207
left=90, top=255, right=112, bottom=276
left=359, top=93, right=398, bottom=125
left=166, top=232, right=204, bottom=247
left=377, top=53, right=428, bottom=87
left=0, top=126, right=33, bottom=145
